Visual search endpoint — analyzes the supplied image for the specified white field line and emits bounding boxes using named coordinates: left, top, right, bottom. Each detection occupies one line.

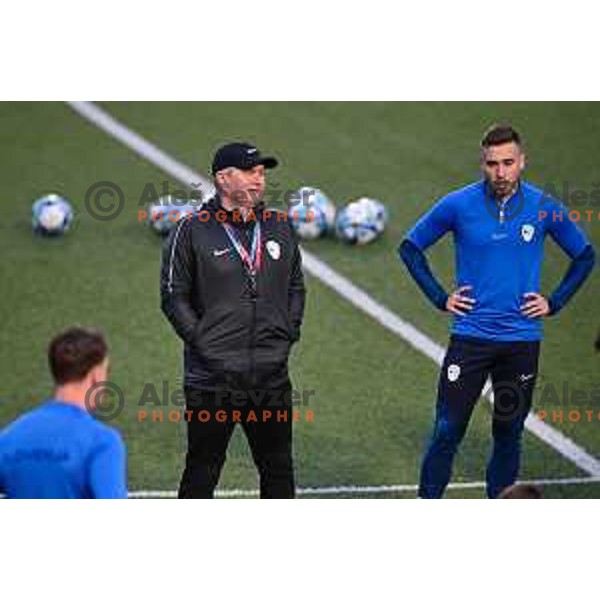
left=2, top=476, right=597, bottom=500
left=69, top=101, right=215, bottom=197
left=66, top=101, right=600, bottom=479
left=129, top=476, right=600, bottom=498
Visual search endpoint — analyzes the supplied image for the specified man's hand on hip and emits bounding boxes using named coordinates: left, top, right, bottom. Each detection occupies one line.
left=520, top=293, right=550, bottom=318
left=446, top=286, right=476, bottom=316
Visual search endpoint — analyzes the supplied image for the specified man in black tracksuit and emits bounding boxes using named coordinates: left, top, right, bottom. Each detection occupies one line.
left=160, top=142, right=305, bottom=499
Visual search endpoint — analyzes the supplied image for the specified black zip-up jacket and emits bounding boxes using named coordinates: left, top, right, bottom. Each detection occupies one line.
left=160, top=195, right=306, bottom=390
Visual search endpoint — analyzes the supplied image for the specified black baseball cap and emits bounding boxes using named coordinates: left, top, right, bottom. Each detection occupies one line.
left=211, top=142, right=278, bottom=176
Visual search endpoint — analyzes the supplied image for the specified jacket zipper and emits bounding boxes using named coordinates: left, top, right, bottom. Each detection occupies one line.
left=249, top=295, right=257, bottom=387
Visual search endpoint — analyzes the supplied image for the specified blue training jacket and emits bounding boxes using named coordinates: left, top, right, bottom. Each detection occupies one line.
left=0, top=400, right=127, bottom=499
left=405, top=180, right=592, bottom=342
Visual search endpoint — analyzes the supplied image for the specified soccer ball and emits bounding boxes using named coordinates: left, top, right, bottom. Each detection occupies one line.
left=297, top=187, right=336, bottom=231
left=354, top=197, right=388, bottom=234
left=335, top=198, right=387, bottom=245
left=288, top=201, right=329, bottom=240
left=32, top=194, right=74, bottom=236
left=288, top=187, right=336, bottom=239
left=147, top=196, right=198, bottom=236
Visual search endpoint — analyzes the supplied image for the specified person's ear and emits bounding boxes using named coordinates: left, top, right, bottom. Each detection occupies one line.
left=216, top=172, right=228, bottom=191
left=88, top=361, right=105, bottom=386
left=479, top=147, right=487, bottom=168
left=88, top=364, right=99, bottom=387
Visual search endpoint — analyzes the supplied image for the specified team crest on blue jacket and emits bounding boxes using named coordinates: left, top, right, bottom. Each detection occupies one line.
left=266, top=240, right=281, bottom=260
left=521, top=224, right=535, bottom=243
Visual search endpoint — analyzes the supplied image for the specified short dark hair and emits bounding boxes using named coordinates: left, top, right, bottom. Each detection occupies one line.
left=481, top=124, right=522, bottom=149
left=498, top=484, right=542, bottom=499
left=48, top=327, right=108, bottom=385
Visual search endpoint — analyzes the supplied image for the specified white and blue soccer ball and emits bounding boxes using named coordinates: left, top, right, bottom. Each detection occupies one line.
left=288, top=201, right=329, bottom=240
left=32, top=194, right=74, bottom=236
left=335, top=197, right=388, bottom=245
left=288, top=187, right=336, bottom=240
left=354, top=197, right=388, bottom=234
left=298, top=187, right=336, bottom=231
left=147, top=195, right=199, bottom=236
